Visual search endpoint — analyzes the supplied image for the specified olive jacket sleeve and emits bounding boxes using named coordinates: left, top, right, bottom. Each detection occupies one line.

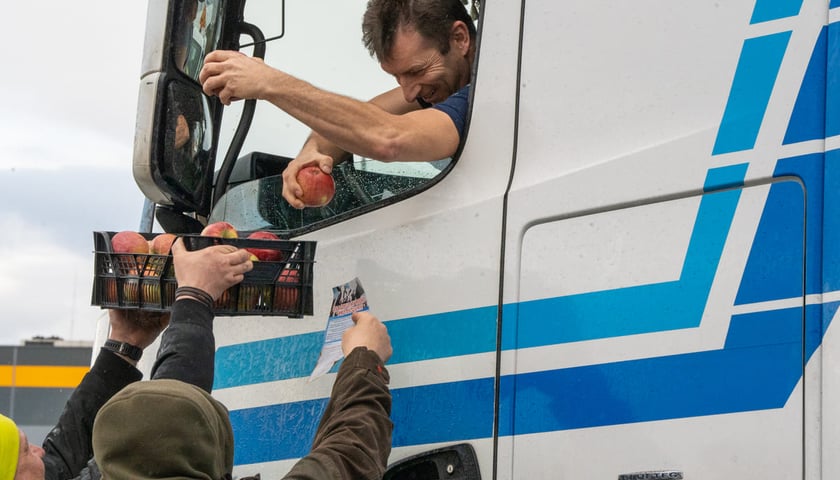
left=282, top=347, right=394, bottom=480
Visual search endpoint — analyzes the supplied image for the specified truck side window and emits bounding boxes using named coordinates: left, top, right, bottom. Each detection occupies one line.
left=205, top=0, right=479, bottom=233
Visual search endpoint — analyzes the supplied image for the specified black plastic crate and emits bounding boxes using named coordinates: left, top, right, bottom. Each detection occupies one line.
left=91, top=231, right=315, bottom=317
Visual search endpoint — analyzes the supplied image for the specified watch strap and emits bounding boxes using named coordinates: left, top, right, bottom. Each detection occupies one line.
left=103, top=339, right=143, bottom=361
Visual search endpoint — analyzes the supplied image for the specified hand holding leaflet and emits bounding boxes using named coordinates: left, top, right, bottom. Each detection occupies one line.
left=310, top=277, right=368, bottom=380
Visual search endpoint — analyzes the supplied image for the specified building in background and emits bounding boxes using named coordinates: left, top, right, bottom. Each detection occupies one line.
left=0, top=337, right=92, bottom=445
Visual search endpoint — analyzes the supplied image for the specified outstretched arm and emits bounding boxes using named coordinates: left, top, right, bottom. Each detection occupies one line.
left=199, top=52, right=457, bottom=163
left=282, top=312, right=394, bottom=480
left=281, top=88, right=422, bottom=208
left=150, top=239, right=252, bottom=391
left=42, top=309, right=165, bottom=479
left=42, top=239, right=252, bottom=479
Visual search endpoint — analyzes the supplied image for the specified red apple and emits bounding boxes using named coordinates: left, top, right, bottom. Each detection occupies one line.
left=216, top=290, right=231, bottom=310
left=149, top=233, right=177, bottom=254
left=103, top=277, right=118, bottom=304
left=111, top=231, right=149, bottom=276
left=122, top=280, right=140, bottom=304
left=201, top=221, right=238, bottom=238
left=237, top=285, right=271, bottom=311
left=142, top=283, right=162, bottom=305
left=245, top=231, right=283, bottom=261
left=274, top=268, right=300, bottom=313
left=111, top=231, right=150, bottom=254
left=296, top=166, right=335, bottom=207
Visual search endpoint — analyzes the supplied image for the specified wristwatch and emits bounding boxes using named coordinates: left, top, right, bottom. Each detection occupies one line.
left=103, top=340, right=143, bottom=362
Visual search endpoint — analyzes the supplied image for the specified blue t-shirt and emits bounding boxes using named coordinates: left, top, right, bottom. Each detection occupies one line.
left=419, top=84, right=471, bottom=139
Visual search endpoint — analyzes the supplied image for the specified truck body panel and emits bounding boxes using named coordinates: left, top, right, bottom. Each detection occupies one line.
left=128, top=0, right=840, bottom=477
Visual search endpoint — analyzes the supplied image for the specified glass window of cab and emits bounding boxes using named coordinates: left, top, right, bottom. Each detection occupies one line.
left=204, top=0, right=481, bottom=234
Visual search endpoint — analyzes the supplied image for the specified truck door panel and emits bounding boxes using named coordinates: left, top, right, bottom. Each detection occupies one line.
left=499, top=0, right=825, bottom=477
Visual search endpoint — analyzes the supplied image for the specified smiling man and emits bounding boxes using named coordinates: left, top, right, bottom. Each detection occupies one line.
left=198, top=0, right=477, bottom=208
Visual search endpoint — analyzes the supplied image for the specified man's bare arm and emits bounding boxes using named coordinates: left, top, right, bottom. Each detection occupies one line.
left=300, top=87, right=421, bottom=165
left=200, top=51, right=459, bottom=162
left=281, top=87, right=423, bottom=208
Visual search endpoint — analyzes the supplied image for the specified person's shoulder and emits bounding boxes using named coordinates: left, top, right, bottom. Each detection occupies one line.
left=444, top=84, right=470, bottom=104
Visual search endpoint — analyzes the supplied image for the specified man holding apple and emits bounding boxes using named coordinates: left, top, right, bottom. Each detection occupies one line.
left=198, top=0, right=476, bottom=209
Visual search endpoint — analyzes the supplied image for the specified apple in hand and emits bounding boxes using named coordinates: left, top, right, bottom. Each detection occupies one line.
left=296, top=166, right=335, bottom=207
left=246, top=231, right=283, bottom=261
left=149, top=233, right=177, bottom=254
left=201, top=221, right=238, bottom=238
left=274, top=268, right=300, bottom=312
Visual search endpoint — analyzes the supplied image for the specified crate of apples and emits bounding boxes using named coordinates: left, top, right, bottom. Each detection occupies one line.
left=180, top=222, right=316, bottom=317
left=92, top=231, right=178, bottom=310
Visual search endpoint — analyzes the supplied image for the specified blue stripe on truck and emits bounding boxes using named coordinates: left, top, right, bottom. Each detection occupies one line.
left=750, top=0, right=802, bottom=24
left=230, top=303, right=838, bottom=466
left=214, top=306, right=498, bottom=389
left=713, top=32, right=790, bottom=155
left=508, top=187, right=739, bottom=348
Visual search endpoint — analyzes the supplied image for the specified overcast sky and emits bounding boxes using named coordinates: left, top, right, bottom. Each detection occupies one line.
left=0, top=2, right=150, bottom=344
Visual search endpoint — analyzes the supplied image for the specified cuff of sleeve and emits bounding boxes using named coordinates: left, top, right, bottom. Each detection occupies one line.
left=343, top=346, right=389, bottom=383
left=94, top=348, right=143, bottom=386
left=171, top=297, right=214, bottom=324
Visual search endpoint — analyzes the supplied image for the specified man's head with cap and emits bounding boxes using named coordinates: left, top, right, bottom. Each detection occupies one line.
left=93, top=379, right=233, bottom=480
left=1, top=413, right=45, bottom=480
left=0, top=414, right=19, bottom=480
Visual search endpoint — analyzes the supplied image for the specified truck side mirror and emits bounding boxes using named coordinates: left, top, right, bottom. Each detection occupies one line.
left=134, top=0, right=246, bottom=217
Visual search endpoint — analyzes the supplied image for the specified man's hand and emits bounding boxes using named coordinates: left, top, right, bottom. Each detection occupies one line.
left=171, top=238, right=253, bottom=300
left=342, top=312, right=392, bottom=363
left=282, top=151, right=336, bottom=209
left=199, top=50, right=272, bottom=105
left=108, top=309, right=170, bottom=350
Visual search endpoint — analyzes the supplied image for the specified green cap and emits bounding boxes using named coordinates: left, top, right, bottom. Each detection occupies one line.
left=93, top=379, right=233, bottom=479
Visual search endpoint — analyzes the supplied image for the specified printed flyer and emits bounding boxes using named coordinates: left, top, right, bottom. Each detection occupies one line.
left=310, top=277, right=368, bottom=381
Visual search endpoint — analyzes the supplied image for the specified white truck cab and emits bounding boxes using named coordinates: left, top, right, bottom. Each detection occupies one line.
left=131, top=0, right=840, bottom=478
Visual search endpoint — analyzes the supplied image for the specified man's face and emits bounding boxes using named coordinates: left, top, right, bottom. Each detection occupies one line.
left=14, top=430, right=45, bottom=480
left=380, top=23, right=471, bottom=105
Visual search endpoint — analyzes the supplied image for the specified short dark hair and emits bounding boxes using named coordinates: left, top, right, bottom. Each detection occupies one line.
left=362, top=0, right=477, bottom=62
